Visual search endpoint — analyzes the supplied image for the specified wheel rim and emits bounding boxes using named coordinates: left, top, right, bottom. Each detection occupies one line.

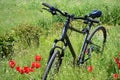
left=84, top=29, right=105, bottom=63
left=88, top=29, right=105, bottom=53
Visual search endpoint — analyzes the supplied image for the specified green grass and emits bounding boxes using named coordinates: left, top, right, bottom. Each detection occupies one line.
left=0, top=0, right=120, bottom=80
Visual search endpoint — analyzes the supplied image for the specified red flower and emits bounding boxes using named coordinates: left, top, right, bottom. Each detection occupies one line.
left=16, top=66, right=21, bottom=72
left=35, top=62, right=40, bottom=68
left=114, top=57, right=119, bottom=64
left=19, top=69, right=24, bottom=74
left=87, top=66, right=93, bottom=72
left=8, top=60, right=16, bottom=68
left=85, top=49, right=89, bottom=54
left=35, top=55, right=41, bottom=62
left=118, top=52, right=120, bottom=56
left=31, top=62, right=36, bottom=68
left=117, top=62, right=120, bottom=69
left=29, top=68, right=34, bottom=72
left=31, top=62, right=40, bottom=69
left=23, top=66, right=30, bottom=74
left=112, top=73, right=118, bottom=80
left=8, top=55, right=42, bottom=74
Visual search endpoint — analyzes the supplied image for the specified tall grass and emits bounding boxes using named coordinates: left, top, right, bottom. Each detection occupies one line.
left=0, top=0, right=120, bottom=33
left=0, top=0, right=120, bottom=80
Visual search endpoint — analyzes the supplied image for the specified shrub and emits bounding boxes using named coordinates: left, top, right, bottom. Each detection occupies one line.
left=0, top=33, right=14, bottom=58
left=13, top=24, right=42, bottom=48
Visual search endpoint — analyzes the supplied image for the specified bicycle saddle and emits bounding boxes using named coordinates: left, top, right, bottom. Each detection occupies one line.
left=89, top=10, right=102, bottom=19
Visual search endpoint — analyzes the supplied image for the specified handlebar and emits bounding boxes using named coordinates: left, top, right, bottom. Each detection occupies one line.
left=42, top=3, right=53, bottom=9
left=42, top=3, right=99, bottom=23
left=42, top=3, right=66, bottom=16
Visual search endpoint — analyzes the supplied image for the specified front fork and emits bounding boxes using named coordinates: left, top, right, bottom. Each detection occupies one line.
left=47, top=39, right=67, bottom=64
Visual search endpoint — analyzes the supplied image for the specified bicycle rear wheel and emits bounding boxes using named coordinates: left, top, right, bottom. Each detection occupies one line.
left=84, top=26, right=107, bottom=61
left=42, top=50, right=62, bottom=80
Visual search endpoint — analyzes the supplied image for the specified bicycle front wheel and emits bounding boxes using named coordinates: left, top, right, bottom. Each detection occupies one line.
left=42, top=50, right=61, bottom=80
left=84, top=26, right=107, bottom=60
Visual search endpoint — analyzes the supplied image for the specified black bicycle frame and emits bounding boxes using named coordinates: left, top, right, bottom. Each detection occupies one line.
left=48, top=16, right=93, bottom=65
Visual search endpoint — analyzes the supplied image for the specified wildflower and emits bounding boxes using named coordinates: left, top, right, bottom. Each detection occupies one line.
left=117, top=62, right=120, bottom=69
left=8, top=55, right=42, bottom=74
left=8, top=60, right=16, bottom=68
left=35, top=62, right=40, bottom=68
left=114, top=57, right=119, bottom=64
left=31, top=62, right=40, bottom=69
left=29, top=67, right=34, bottom=72
left=31, top=62, right=36, bottom=68
left=23, top=66, right=30, bottom=74
left=35, top=55, right=41, bottom=62
left=87, top=66, right=93, bottom=72
left=112, top=73, right=118, bottom=80
left=118, top=52, right=120, bottom=56
left=85, top=49, right=89, bottom=54
left=16, top=66, right=21, bottom=72
left=19, top=69, right=24, bottom=74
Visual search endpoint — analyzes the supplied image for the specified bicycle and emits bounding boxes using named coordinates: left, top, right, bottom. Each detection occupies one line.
left=41, top=3, right=107, bottom=80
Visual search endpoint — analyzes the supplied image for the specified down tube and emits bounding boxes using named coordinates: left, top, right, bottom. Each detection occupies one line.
left=65, top=35, right=76, bottom=64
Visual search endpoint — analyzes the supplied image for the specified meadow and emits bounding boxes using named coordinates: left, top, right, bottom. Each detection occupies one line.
left=0, top=0, right=120, bottom=80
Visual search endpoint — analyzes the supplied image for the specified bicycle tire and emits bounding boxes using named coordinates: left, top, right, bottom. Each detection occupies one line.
left=42, top=50, right=61, bottom=80
left=84, top=26, right=107, bottom=61
left=88, top=26, right=107, bottom=45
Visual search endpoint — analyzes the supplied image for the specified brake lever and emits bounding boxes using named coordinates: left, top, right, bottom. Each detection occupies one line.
left=42, top=8, right=49, bottom=11
left=42, top=7, right=57, bottom=15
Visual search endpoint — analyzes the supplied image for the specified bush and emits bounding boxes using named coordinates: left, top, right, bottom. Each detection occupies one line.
left=0, top=33, right=14, bottom=58
left=13, top=24, right=42, bottom=48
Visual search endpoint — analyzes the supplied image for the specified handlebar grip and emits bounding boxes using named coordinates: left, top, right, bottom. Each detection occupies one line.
left=42, top=3, right=53, bottom=9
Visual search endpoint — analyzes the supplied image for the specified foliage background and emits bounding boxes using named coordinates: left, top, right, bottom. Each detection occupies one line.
left=0, top=0, right=120, bottom=80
